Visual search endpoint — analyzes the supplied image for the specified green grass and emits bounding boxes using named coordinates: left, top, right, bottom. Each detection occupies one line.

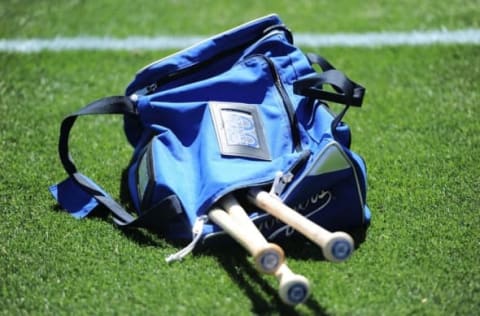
left=1, top=1, right=480, bottom=315
left=1, top=0, right=480, bottom=38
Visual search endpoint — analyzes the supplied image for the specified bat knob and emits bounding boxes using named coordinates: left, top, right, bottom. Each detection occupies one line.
left=254, top=243, right=285, bottom=274
left=278, top=272, right=310, bottom=305
left=323, top=231, right=354, bottom=262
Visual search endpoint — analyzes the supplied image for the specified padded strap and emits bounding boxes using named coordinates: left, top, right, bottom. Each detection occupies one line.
left=58, top=96, right=138, bottom=225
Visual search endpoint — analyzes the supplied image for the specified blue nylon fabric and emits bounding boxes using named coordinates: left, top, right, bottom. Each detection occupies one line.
left=49, top=176, right=100, bottom=219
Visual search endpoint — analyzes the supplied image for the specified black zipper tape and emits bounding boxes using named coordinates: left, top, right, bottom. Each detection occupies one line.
left=256, top=55, right=302, bottom=152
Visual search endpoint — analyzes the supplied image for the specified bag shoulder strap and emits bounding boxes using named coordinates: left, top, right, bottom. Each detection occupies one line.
left=58, top=96, right=137, bottom=225
left=59, top=96, right=136, bottom=174
left=56, top=96, right=180, bottom=229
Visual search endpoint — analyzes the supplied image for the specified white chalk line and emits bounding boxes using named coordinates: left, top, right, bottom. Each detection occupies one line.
left=1, top=29, right=479, bottom=53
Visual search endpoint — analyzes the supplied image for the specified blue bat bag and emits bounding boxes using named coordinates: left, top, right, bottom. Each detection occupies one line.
left=50, top=14, right=371, bottom=259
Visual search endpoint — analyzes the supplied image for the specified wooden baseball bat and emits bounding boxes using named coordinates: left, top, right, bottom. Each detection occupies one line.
left=214, top=194, right=310, bottom=305
left=274, top=263, right=310, bottom=306
left=248, top=189, right=354, bottom=263
left=208, top=206, right=284, bottom=275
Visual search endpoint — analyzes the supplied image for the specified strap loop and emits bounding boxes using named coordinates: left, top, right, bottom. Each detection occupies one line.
left=293, top=70, right=365, bottom=107
left=294, top=53, right=365, bottom=130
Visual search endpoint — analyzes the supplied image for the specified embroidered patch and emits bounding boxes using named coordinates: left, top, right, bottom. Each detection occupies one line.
left=209, top=102, right=271, bottom=160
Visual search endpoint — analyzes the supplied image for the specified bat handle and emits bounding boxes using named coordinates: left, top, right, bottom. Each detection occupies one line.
left=253, top=243, right=285, bottom=275
left=215, top=194, right=311, bottom=305
left=275, top=264, right=310, bottom=306
left=208, top=206, right=284, bottom=274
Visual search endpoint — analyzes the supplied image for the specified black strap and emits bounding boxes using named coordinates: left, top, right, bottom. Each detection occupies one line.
left=294, top=53, right=366, bottom=130
left=59, top=96, right=136, bottom=173
left=306, top=52, right=335, bottom=72
left=294, top=70, right=364, bottom=106
left=58, top=96, right=142, bottom=226
left=293, top=56, right=365, bottom=107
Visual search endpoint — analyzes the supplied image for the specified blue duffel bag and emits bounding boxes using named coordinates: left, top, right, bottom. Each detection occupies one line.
left=50, top=14, right=370, bottom=260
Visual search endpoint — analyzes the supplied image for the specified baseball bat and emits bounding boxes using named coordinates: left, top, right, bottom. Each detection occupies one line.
left=248, top=189, right=354, bottom=263
left=208, top=202, right=284, bottom=275
left=216, top=194, right=310, bottom=305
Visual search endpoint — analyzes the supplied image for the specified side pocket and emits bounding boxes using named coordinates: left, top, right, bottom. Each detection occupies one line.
left=281, top=141, right=366, bottom=232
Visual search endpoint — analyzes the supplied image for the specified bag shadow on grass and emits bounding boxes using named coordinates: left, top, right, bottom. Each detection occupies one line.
left=112, top=225, right=331, bottom=315
left=276, top=227, right=368, bottom=261
left=202, top=242, right=330, bottom=315
left=71, top=206, right=329, bottom=314
left=52, top=200, right=331, bottom=314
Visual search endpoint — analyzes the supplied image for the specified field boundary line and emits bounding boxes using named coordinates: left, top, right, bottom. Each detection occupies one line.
left=1, top=29, right=479, bottom=52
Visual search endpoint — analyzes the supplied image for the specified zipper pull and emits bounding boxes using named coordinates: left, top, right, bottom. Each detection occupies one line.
left=269, top=171, right=294, bottom=197
left=165, top=215, right=208, bottom=263
left=134, top=82, right=158, bottom=96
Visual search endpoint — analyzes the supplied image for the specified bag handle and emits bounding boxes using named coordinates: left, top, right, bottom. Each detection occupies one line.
left=293, top=53, right=366, bottom=128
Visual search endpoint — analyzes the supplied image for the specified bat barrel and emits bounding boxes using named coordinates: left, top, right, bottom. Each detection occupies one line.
left=248, top=189, right=354, bottom=262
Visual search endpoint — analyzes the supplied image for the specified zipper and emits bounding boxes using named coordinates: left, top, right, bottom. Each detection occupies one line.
left=269, top=149, right=311, bottom=196
left=134, top=28, right=288, bottom=97
left=252, top=54, right=302, bottom=152
left=209, top=149, right=310, bottom=209
left=135, top=46, right=249, bottom=96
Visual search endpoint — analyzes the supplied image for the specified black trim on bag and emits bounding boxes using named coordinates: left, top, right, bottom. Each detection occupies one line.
left=135, top=140, right=185, bottom=223
left=262, top=24, right=293, bottom=43
left=253, top=55, right=302, bottom=152
left=136, top=141, right=155, bottom=211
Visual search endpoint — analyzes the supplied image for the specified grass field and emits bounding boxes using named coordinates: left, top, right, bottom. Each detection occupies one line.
left=1, top=1, right=479, bottom=315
